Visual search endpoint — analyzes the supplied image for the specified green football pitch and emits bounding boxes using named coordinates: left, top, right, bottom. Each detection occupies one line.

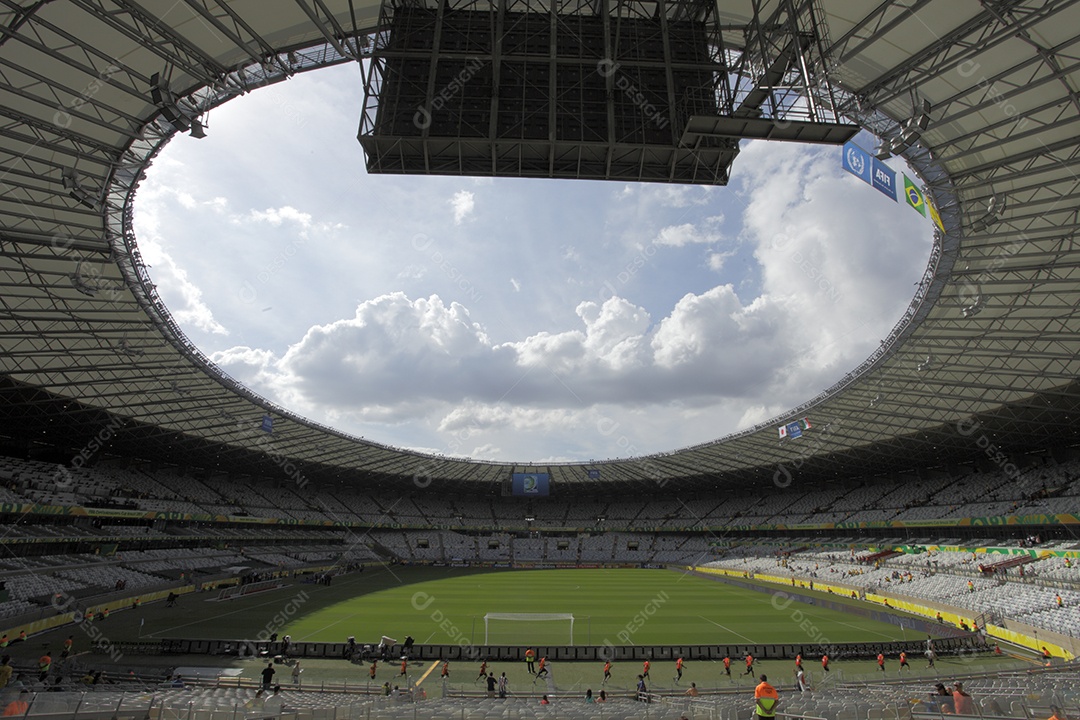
left=122, top=566, right=919, bottom=647
left=21, top=565, right=1023, bottom=693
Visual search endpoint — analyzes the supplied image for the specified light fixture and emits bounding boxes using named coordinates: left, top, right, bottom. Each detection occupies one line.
left=150, top=72, right=206, bottom=138
left=969, top=195, right=1005, bottom=233
left=876, top=98, right=932, bottom=160
left=962, top=294, right=987, bottom=318
left=61, top=168, right=99, bottom=210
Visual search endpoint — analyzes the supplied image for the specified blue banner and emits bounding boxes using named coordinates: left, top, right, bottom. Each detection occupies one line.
left=512, top=473, right=550, bottom=496
left=261, top=415, right=273, bottom=433
left=842, top=142, right=872, bottom=185
left=871, top=157, right=897, bottom=201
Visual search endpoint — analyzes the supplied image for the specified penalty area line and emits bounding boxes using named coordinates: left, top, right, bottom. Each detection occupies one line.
left=697, top=615, right=755, bottom=643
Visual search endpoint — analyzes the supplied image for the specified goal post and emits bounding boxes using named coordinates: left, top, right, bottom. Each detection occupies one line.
left=483, top=613, right=575, bottom=645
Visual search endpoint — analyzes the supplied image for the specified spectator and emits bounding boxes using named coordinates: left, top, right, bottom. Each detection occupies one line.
left=597, top=690, right=607, bottom=703
left=498, top=672, right=508, bottom=698
left=685, top=682, right=700, bottom=697
left=585, top=688, right=594, bottom=703
left=931, top=684, right=953, bottom=713
left=244, top=690, right=265, bottom=710
left=291, top=661, right=302, bottom=687
left=0, top=656, right=11, bottom=690
left=952, top=682, right=974, bottom=715
left=540, top=695, right=550, bottom=705
left=263, top=685, right=283, bottom=713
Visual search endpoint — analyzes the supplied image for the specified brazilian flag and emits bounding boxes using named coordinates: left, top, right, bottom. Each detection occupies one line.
left=903, top=174, right=926, bottom=216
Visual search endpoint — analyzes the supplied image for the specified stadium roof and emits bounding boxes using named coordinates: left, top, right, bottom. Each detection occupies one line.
left=1, top=0, right=1079, bottom=493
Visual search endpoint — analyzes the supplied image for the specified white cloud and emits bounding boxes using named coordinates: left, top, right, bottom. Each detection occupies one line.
left=397, top=265, right=427, bottom=280
left=212, top=141, right=928, bottom=459
left=655, top=223, right=724, bottom=247
left=138, top=67, right=931, bottom=462
left=707, top=251, right=735, bottom=271
left=139, top=235, right=229, bottom=335
left=450, top=190, right=475, bottom=224
left=242, top=206, right=313, bottom=227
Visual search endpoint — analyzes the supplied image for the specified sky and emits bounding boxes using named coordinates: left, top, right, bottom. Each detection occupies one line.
left=133, top=62, right=935, bottom=463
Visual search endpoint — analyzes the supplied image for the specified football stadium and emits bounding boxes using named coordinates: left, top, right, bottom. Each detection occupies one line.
left=1, top=1, right=1079, bottom=719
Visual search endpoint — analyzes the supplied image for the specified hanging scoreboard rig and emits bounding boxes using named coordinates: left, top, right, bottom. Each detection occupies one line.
left=357, top=0, right=858, bottom=185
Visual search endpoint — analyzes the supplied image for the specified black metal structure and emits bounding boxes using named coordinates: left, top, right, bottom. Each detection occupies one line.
left=358, top=0, right=855, bottom=183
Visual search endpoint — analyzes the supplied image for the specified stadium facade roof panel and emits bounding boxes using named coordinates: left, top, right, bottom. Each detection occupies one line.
left=1, top=0, right=1079, bottom=492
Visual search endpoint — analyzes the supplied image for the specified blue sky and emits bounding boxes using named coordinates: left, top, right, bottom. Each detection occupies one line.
left=133, top=62, right=934, bottom=462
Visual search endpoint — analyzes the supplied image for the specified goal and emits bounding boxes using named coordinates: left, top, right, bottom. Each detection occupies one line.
left=483, top=613, right=576, bottom=645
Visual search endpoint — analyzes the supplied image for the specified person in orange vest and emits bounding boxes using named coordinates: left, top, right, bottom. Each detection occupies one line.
left=368, top=661, right=377, bottom=680
left=1047, top=706, right=1066, bottom=720
left=535, top=656, right=549, bottom=680
left=602, top=659, right=612, bottom=685
left=2, top=690, right=30, bottom=717
left=38, top=650, right=52, bottom=681
left=399, top=658, right=407, bottom=677
left=15, top=631, right=25, bottom=644
left=85, top=609, right=94, bottom=623
left=475, top=660, right=488, bottom=682
left=101, top=607, right=110, bottom=620
left=1055, top=594, right=1063, bottom=608
left=993, top=644, right=1002, bottom=655
left=723, top=655, right=731, bottom=676
left=1041, top=647, right=1052, bottom=665
left=61, top=636, right=74, bottom=659
left=0, top=635, right=6, bottom=649
left=744, top=653, right=754, bottom=675
left=132, top=597, right=141, bottom=610
left=754, top=674, right=780, bottom=720
left=821, top=654, right=829, bottom=672
left=674, top=656, right=684, bottom=684
left=642, top=659, right=650, bottom=679
left=524, top=647, right=536, bottom=674
left=794, top=653, right=803, bottom=672
left=441, top=660, right=450, bottom=678
left=936, top=611, right=943, bottom=623
left=899, top=651, right=909, bottom=672
left=876, top=652, right=885, bottom=674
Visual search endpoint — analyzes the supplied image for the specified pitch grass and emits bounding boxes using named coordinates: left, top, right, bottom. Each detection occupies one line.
left=118, top=565, right=921, bottom=646
left=278, top=566, right=920, bottom=646
left=24, top=566, right=930, bottom=650
left=17, top=566, right=1030, bottom=695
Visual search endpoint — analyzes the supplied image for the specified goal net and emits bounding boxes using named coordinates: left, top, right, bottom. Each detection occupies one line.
left=483, top=613, right=575, bottom=645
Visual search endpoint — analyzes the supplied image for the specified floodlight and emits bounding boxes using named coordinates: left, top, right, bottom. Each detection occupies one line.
left=969, top=195, right=1005, bottom=232
left=61, top=168, right=99, bottom=210
left=876, top=97, right=933, bottom=159
left=151, top=72, right=206, bottom=137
